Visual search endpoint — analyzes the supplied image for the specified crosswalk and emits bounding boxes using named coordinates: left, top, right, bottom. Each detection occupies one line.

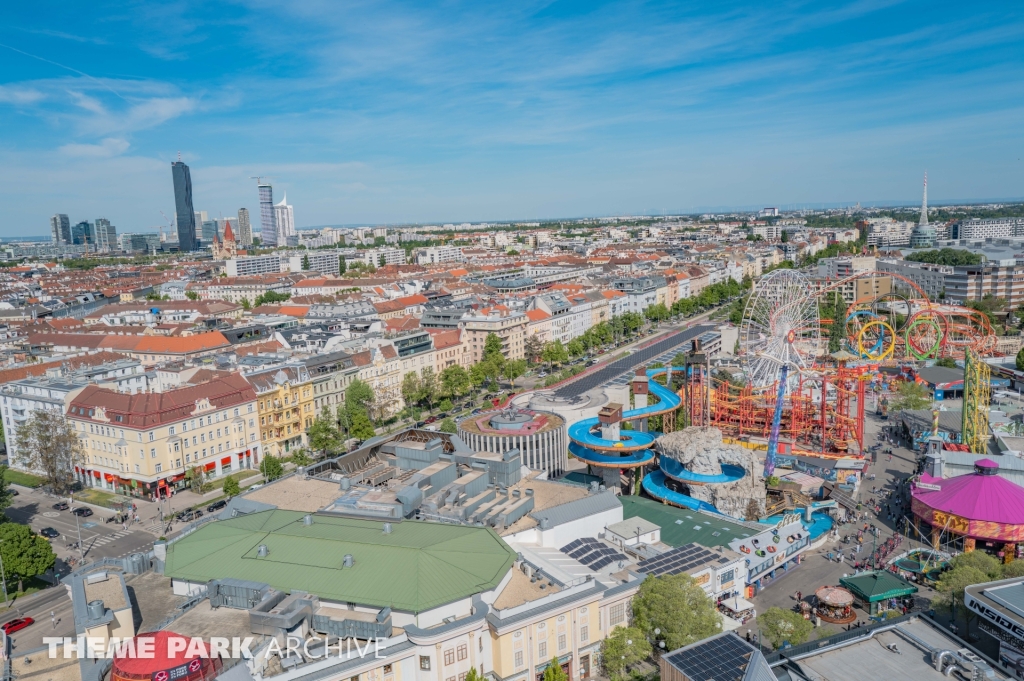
left=87, top=528, right=135, bottom=547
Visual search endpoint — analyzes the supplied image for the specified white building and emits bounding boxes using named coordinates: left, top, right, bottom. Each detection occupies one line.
left=414, top=245, right=465, bottom=265
left=225, top=254, right=285, bottom=277
left=274, top=194, right=296, bottom=243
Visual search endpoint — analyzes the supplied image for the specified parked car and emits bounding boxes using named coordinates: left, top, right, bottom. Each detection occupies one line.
left=536, top=372, right=548, bottom=378
left=1, top=618, right=34, bottom=635
left=207, top=500, right=228, bottom=513
left=176, top=509, right=204, bottom=522
left=71, top=507, right=93, bottom=517
left=52, top=501, right=69, bottom=511
left=471, top=408, right=482, bottom=415
left=415, top=421, right=426, bottom=427
left=9, top=489, right=17, bottom=496
left=40, top=527, right=59, bottom=539
left=438, top=412, right=448, bottom=418
left=424, top=416, right=438, bottom=424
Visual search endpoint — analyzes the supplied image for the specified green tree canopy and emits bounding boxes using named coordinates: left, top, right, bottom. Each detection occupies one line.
left=1017, top=347, right=1024, bottom=372
left=936, top=565, right=991, bottom=634
left=758, top=607, right=814, bottom=649
left=0, top=522, right=56, bottom=592
left=402, top=372, right=422, bottom=407
left=890, top=381, right=932, bottom=412
left=440, top=365, right=471, bottom=399
left=254, top=290, right=291, bottom=307
left=600, top=626, right=652, bottom=681
left=907, top=248, right=984, bottom=266
left=439, top=417, right=458, bottom=433
left=222, top=477, right=241, bottom=497
left=349, top=410, right=376, bottom=440
left=259, top=455, right=284, bottom=481
left=631, top=573, right=721, bottom=650
left=503, top=359, right=528, bottom=389
left=308, top=406, right=342, bottom=454
left=0, top=465, right=13, bottom=519
left=14, top=410, right=83, bottom=495
left=541, top=658, right=568, bottom=681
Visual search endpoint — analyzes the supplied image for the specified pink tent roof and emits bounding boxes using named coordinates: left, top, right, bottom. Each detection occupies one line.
left=914, top=459, right=1024, bottom=525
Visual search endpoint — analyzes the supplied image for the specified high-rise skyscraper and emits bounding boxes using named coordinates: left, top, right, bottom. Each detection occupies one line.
left=171, top=160, right=198, bottom=251
left=258, top=183, right=277, bottom=248
left=50, top=214, right=71, bottom=244
left=919, top=171, right=928, bottom=227
left=274, top=193, right=295, bottom=243
left=93, top=218, right=117, bottom=252
left=201, top=220, right=219, bottom=244
left=237, top=208, right=252, bottom=246
left=72, top=221, right=92, bottom=246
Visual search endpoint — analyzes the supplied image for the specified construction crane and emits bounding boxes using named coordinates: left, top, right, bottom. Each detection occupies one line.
left=158, top=210, right=174, bottom=241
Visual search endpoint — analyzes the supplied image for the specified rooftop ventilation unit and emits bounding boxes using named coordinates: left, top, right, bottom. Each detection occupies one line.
left=257, top=544, right=269, bottom=557
left=382, top=522, right=392, bottom=534
left=87, top=600, right=105, bottom=619
left=303, top=514, right=313, bottom=526
left=343, top=554, right=354, bottom=568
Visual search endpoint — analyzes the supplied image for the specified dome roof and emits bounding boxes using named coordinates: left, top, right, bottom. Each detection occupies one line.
left=913, top=460, right=1024, bottom=525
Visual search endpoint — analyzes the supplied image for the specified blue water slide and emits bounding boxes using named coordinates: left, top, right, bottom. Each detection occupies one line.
left=641, top=470, right=724, bottom=515
left=660, top=457, right=746, bottom=485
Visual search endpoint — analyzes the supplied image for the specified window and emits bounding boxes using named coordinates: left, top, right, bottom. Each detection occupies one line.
left=248, top=404, right=254, bottom=413
left=514, top=651, right=523, bottom=668
left=580, top=626, right=589, bottom=642
left=444, top=649, right=455, bottom=666
left=149, top=431, right=155, bottom=442
left=720, top=569, right=735, bottom=584
left=609, top=603, right=625, bottom=626
left=538, top=641, right=547, bottom=658
left=155, top=463, right=162, bottom=473
left=383, top=665, right=392, bottom=675
left=169, top=426, right=176, bottom=435
left=419, top=657, right=431, bottom=671
left=458, top=675, right=466, bottom=681
left=135, top=464, right=140, bottom=473
left=234, top=408, right=239, bottom=417
left=139, top=450, right=144, bottom=459
left=479, top=637, right=483, bottom=652
left=457, top=644, right=467, bottom=661
left=558, top=634, right=566, bottom=651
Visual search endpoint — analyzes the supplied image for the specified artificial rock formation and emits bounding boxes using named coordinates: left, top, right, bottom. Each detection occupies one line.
left=655, top=426, right=766, bottom=520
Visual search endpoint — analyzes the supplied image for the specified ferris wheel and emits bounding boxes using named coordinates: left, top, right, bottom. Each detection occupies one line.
left=739, top=269, right=822, bottom=390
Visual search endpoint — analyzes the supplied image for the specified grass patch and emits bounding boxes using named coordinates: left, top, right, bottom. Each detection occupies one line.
left=4, top=469, right=45, bottom=488
left=73, top=489, right=120, bottom=509
left=6, top=576, right=51, bottom=600
left=207, top=469, right=261, bottom=490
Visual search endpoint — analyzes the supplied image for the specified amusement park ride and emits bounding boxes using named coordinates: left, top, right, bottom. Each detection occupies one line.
left=567, top=267, right=999, bottom=514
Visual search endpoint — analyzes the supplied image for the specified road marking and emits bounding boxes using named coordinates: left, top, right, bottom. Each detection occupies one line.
left=82, top=522, right=97, bottom=529
left=43, top=512, right=60, bottom=518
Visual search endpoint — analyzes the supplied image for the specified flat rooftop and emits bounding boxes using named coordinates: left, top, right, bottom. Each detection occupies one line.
left=163, top=509, right=516, bottom=613
left=501, top=475, right=590, bottom=535
left=245, top=476, right=345, bottom=512
left=619, top=495, right=757, bottom=548
left=790, top=618, right=1010, bottom=681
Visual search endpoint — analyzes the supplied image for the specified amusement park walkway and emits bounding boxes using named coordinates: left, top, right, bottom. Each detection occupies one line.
left=739, top=411, right=941, bottom=643
left=551, top=323, right=715, bottom=398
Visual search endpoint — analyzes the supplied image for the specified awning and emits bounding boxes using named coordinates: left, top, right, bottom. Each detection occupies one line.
left=104, top=473, right=114, bottom=482
left=93, top=470, right=101, bottom=478
left=204, top=462, right=216, bottom=471
left=721, top=596, right=756, bottom=613
left=221, top=456, right=232, bottom=465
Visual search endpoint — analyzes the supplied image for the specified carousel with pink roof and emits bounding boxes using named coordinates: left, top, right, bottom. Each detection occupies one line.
left=911, top=450, right=1024, bottom=561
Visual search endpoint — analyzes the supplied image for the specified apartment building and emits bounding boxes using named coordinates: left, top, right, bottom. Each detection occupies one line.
left=303, top=351, right=359, bottom=418
left=944, top=259, right=1024, bottom=307
left=876, top=258, right=952, bottom=300
left=533, top=293, right=573, bottom=344
left=245, top=364, right=316, bottom=456
left=952, top=217, right=1024, bottom=240
left=414, top=245, right=465, bottom=265
left=430, top=329, right=471, bottom=373
left=192, top=275, right=293, bottom=304
left=68, top=373, right=260, bottom=499
left=462, top=308, right=528, bottom=363
left=352, top=344, right=404, bottom=419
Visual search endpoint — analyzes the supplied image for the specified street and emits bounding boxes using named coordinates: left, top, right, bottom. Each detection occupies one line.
left=740, top=406, right=938, bottom=641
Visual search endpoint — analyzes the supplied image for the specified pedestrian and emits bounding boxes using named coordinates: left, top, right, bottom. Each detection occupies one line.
left=797, top=591, right=802, bottom=602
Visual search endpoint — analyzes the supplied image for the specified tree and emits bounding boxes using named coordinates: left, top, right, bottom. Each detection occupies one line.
left=524, top=335, right=543, bottom=365
left=308, top=407, right=342, bottom=455
left=259, top=455, right=284, bottom=482
left=907, top=248, right=984, bottom=266
left=439, top=417, right=457, bottom=433
left=345, top=379, right=374, bottom=418
left=240, top=297, right=251, bottom=311
left=503, top=359, right=528, bottom=389
left=14, top=411, right=83, bottom=495
left=469, top=362, right=489, bottom=390
left=402, top=372, right=422, bottom=407
left=339, top=257, right=347, bottom=275
left=222, top=477, right=241, bottom=497
left=0, top=465, right=11, bottom=520
left=349, top=410, right=376, bottom=440
left=185, top=466, right=207, bottom=494
left=600, top=626, right=652, bottom=681
left=302, top=254, right=311, bottom=270
left=935, top=357, right=958, bottom=369
left=420, top=367, right=439, bottom=409
left=440, top=365, right=470, bottom=400
left=484, top=333, right=505, bottom=360
left=567, top=339, right=585, bottom=359
left=541, top=340, right=569, bottom=371
left=439, top=398, right=453, bottom=413
left=541, top=658, right=568, bottom=681
left=464, top=669, right=482, bottom=681
left=890, top=381, right=932, bottom=412
left=254, top=290, right=291, bottom=307
left=758, top=607, right=814, bottom=649
left=1016, top=347, right=1024, bottom=372
left=290, top=450, right=313, bottom=466
left=937, top=565, right=991, bottom=634
left=0, top=523, right=55, bottom=593
left=631, top=573, right=721, bottom=650
left=185, top=290, right=199, bottom=301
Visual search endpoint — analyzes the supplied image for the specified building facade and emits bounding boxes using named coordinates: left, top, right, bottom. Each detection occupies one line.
left=50, top=214, right=71, bottom=245
left=237, top=207, right=253, bottom=246
left=171, top=161, right=198, bottom=252
left=259, top=183, right=278, bottom=248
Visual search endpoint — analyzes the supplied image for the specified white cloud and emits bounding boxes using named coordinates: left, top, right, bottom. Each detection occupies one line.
left=58, top=138, right=130, bottom=158
left=0, top=85, right=45, bottom=105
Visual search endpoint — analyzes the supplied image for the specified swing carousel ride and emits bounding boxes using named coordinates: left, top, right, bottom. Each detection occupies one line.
left=679, top=268, right=1001, bottom=459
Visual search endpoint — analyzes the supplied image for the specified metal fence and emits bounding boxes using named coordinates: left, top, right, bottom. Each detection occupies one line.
left=762, top=612, right=915, bottom=664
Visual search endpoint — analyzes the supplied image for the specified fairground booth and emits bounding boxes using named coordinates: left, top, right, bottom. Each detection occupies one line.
left=839, top=571, right=918, bottom=618
left=912, top=458, right=1024, bottom=561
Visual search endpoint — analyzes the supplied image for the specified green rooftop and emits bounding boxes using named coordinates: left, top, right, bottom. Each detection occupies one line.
left=840, top=571, right=918, bottom=603
left=619, top=496, right=757, bottom=549
left=163, top=510, right=517, bottom=613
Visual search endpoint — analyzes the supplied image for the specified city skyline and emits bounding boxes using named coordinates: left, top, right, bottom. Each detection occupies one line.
left=0, top=1, right=1022, bottom=235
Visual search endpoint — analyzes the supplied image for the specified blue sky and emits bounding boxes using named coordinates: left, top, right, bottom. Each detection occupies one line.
left=1, top=1, right=1022, bottom=236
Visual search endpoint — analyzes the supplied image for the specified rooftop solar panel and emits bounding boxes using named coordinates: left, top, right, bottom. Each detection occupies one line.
left=664, top=633, right=754, bottom=681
